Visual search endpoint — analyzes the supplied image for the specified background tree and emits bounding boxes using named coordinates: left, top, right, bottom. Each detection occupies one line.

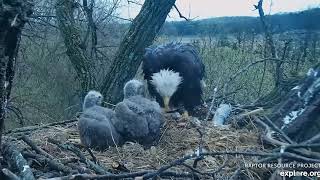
left=0, top=0, right=33, bottom=149
left=100, top=0, right=176, bottom=103
left=55, top=0, right=176, bottom=104
left=56, top=0, right=96, bottom=94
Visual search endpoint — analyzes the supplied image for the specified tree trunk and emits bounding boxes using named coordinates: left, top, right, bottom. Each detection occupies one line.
left=0, top=0, right=33, bottom=151
left=0, top=30, right=8, bottom=152
left=269, top=68, right=320, bottom=142
left=100, top=0, right=176, bottom=104
left=56, top=0, right=95, bottom=95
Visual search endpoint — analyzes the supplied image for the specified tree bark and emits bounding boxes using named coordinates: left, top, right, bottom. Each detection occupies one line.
left=56, top=0, right=95, bottom=94
left=0, top=30, right=8, bottom=152
left=269, top=68, right=320, bottom=142
left=0, top=0, right=33, bottom=151
left=100, top=0, right=176, bottom=104
left=2, top=142, right=35, bottom=179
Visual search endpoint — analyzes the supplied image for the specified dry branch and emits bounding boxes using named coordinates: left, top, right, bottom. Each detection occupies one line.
left=302, top=133, right=320, bottom=144
left=5, top=119, right=77, bottom=135
left=45, top=171, right=195, bottom=180
left=22, top=151, right=72, bottom=174
left=1, top=168, right=20, bottom=180
left=142, top=151, right=273, bottom=179
left=173, top=4, right=190, bottom=21
left=255, top=0, right=281, bottom=87
left=205, top=87, right=217, bottom=121
left=20, top=135, right=54, bottom=159
left=223, top=58, right=288, bottom=97
left=2, top=142, right=35, bottom=180
left=47, top=138, right=109, bottom=175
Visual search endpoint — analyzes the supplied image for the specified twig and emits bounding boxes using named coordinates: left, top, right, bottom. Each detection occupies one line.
left=282, top=151, right=320, bottom=163
left=47, top=138, right=109, bottom=175
left=213, top=156, right=229, bottom=174
left=254, top=117, right=320, bottom=159
left=44, top=171, right=195, bottom=180
left=257, top=156, right=277, bottom=163
left=192, top=128, right=205, bottom=168
left=173, top=4, right=190, bottom=21
left=253, top=116, right=289, bottom=146
left=181, top=163, right=206, bottom=176
left=262, top=116, right=294, bottom=144
left=230, top=167, right=242, bottom=180
left=205, top=87, right=218, bottom=121
left=85, top=147, right=97, bottom=163
left=127, top=0, right=143, bottom=6
left=205, top=87, right=243, bottom=103
left=285, top=143, right=320, bottom=154
left=255, top=0, right=281, bottom=87
left=302, top=133, right=320, bottom=144
left=6, top=105, right=24, bottom=126
left=6, top=119, right=77, bottom=135
left=143, top=151, right=273, bottom=179
left=111, top=16, right=133, bottom=22
left=22, top=151, right=72, bottom=174
left=20, top=135, right=55, bottom=159
left=235, top=108, right=264, bottom=119
left=1, top=168, right=20, bottom=180
left=103, top=101, right=116, bottom=107
left=223, top=58, right=288, bottom=95
left=47, top=171, right=151, bottom=180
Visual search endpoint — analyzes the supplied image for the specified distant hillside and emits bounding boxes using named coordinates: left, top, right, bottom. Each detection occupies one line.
left=161, top=8, right=320, bottom=36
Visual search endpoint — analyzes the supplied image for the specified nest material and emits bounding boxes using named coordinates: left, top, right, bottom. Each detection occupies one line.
left=3, top=114, right=266, bottom=179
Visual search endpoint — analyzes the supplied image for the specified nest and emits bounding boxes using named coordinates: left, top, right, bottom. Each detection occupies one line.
left=3, top=114, right=268, bottom=179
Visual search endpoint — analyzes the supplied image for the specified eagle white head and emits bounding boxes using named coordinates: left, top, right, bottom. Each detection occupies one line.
left=150, top=69, right=183, bottom=111
left=83, top=90, right=103, bottom=111
left=123, top=79, right=145, bottom=99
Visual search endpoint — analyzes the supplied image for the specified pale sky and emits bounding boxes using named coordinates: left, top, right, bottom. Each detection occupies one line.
left=118, top=0, right=320, bottom=21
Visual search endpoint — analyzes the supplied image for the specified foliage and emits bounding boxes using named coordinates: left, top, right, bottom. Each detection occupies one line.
left=161, top=8, right=320, bottom=36
left=158, top=30, right=320, bottom=106
left=5, top=0, right=124, bottom=129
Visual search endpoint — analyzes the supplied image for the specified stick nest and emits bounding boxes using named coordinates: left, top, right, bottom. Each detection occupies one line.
left=4, top=115, right=267, bottom=179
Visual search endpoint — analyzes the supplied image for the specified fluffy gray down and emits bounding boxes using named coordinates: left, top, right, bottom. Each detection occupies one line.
left=113, top=95, right=164, bottom=148
left=78, top=106, right=124, bottom=150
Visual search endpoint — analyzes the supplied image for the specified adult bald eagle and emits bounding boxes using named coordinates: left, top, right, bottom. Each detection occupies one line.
left=142, top=42, right=205, bottom=117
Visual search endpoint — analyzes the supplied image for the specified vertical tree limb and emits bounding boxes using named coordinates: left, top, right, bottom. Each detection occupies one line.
left=101, top=0, right=176, bottom=103
left=56, top=0, right=95, bottom=94
left=82, top=0, right=97, bottom=58
left=255, top=0, right=281, bottom=87
left=0, top=0, right=33, bottom=151
left=0, top=32, right=8, bottom=152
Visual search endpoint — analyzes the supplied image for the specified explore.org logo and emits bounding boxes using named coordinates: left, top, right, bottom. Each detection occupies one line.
left=279, top=170, right=320, bottom=178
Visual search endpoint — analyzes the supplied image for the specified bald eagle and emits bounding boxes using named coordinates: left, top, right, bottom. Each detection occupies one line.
left=142, top=42, right=205, bottom=117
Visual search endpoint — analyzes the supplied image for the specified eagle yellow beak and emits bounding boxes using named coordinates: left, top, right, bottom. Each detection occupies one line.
left=163, top=96, right=170, bottom=112
left=182, top=111, right=189, bottom=119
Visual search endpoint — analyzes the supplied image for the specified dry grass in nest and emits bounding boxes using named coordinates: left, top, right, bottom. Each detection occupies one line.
left=8, top=115, right=266, bottom=179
